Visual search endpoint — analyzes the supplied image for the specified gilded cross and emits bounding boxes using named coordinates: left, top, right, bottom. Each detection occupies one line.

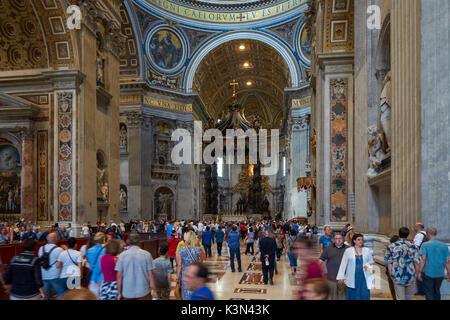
left=230, top=79, right=239, bottom=98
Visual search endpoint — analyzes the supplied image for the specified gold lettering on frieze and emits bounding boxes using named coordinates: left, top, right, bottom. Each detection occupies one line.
left=120, top=95, right=142, bottom=104
left=292, top=96, right=311, bottom=109
left=143, top=96, right=192, bottom=113
left=145, top=0, right=306, bottom=23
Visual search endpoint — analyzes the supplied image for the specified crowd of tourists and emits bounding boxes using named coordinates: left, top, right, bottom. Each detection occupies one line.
left=0, top=217, right=448, bottom=301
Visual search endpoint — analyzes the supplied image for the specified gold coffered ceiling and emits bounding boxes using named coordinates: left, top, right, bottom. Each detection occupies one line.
left=193, top=39, right=290, bottom=129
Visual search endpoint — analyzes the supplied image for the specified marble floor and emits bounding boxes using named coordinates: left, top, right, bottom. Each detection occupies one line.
left=168, top=238, right=432, bottom=300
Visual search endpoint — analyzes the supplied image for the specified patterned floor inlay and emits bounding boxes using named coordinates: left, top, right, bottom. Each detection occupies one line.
left=204, top=262, right=228, bottom=270
left=238, top=273, right=265, bottom=285
left=233, top=288, right=267, bottom=294
left=246, top=262, right=262, bottom=271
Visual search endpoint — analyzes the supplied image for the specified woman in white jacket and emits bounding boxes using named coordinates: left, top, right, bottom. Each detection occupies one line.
left=336, top=233, right=375, bottom=300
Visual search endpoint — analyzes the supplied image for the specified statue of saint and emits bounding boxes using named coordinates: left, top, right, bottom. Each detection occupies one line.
left=120, top=188, right=127, bottom=210
left=97, top=167, right=105, bottom=198
left=367, top=125, right=386, bottom=177
left=101, top=183, right=109, bottom=202
left=96, top=52, right=104, bottom=85
left=120, top=125, right=127, bottom=150
left=157, top=193, right=171, bottom=215
left=378, top=71, right=391, bottom=155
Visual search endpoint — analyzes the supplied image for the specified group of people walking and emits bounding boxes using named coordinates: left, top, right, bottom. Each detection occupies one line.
left=1, top=217, right=448, bottom=301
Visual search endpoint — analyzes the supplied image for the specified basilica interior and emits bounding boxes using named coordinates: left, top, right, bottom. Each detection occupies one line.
left=0, top=0, right=449, bottom=297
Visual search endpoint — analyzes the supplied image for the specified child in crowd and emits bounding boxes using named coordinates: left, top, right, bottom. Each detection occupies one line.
left=152, top=244, right=173, bottom=300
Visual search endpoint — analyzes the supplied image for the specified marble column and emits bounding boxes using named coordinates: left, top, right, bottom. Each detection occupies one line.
left=125, top=111, right=149, bottom=220
left=19, top=128, right=35, bottom=222
left=289, top=109, right=310, bottom=219
left=317, top=54, right=354, bottom=229
left=391, top=0, right=422, bottom=232
left=420, top=0, right=450, bottom=241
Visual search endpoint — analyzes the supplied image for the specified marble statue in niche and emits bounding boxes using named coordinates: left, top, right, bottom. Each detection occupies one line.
left=120, top=186, right=127, bottom=210
left=120, top=124, right=127, bottom=151
left=157, top=193, right=172, bottom=216
left=96, top=153, right=108, bottom=201
left=378, top=71, right=392, bottom=155
left=96, top=52, right=104, bottom=86
left=367, top=125, right=386, bottom=177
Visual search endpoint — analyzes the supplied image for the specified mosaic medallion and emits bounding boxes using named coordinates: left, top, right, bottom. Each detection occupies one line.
left=145, top=26, right=187, bottom=75
left=59, top=192, right=71, bottom=205
left=59, top=129, right=71, bottom=143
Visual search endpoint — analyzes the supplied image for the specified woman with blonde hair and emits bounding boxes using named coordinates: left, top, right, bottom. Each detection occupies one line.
left=176, top=231, right=205, bottom=299
left=344, top=227, right=355, bottom=246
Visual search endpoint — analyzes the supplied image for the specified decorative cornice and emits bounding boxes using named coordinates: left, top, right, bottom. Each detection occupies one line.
left=105, top=20, right=126, bottom=61
left=15, top=127, right=36, bottom=141
left=123, top=111, right=153, bottom=130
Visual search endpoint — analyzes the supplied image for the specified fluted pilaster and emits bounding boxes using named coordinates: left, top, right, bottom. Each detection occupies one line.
left=391, top=0, right=421, bottom=232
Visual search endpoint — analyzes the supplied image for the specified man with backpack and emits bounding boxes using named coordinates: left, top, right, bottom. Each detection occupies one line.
left=413, top=222, right=428, bottom=295
left=38, top=232, right=64, bottom=299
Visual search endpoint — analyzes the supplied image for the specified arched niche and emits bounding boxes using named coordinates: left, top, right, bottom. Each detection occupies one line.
left=0, top=137, right=22, bottom=216
left=153, top=185, right=175, bottom=221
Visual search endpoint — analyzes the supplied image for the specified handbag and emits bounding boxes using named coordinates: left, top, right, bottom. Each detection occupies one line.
left=174, top=285, right=182, bottom=300
left=81, top=246, right=104, bottom=285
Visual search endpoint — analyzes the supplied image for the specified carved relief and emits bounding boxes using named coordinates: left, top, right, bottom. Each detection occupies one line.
left=120, top=123, right=127, bottom=152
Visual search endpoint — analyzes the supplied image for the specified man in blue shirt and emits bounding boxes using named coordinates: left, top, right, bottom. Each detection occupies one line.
left=184, top=263, right=214, bottom=300
left=21, top=227, right=37, bottom=240
left=319, top=226, right=334, bottom=254
left=226, top=225, right=242, bottom=272
left=418, top=227, right=450, bottom=300
left=215, top=226, right=225, bottom=256
left=292, top=222, right=299, bottom=234
left=166, top=221, right=174, bottom=238
left=86, top=232, right=106, bottom=298
left=202, top=226, right=213, bottom=258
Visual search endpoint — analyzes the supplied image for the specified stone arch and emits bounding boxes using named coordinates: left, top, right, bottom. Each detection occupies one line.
left=153, top=185, right=176, bottom=221
left=0, top=0, right=79, bottom=71
left=184, top=31, right=300, bottom=92
left=0, top=135, right=22, bottom=215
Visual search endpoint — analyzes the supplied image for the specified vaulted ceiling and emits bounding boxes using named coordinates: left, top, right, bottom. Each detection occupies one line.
left=193, top=39, right=290, bottom=129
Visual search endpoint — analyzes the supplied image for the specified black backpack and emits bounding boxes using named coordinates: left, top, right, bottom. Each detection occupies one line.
left=40, top=245, right=58, bottom=270
left=419, top=231, right=429, bottom=248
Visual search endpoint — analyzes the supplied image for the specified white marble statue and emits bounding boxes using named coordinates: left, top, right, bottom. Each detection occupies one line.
left=157, top=193, right=171, bottom=215
left=378, top=71, right=391, bottom=154
left=368, top=125, right=386, bottom=177
left=101, top=183, right=109, bottom=202
left=120, top=188, right=127, bottom=210
left=120, top=125, right=127, bottom=149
